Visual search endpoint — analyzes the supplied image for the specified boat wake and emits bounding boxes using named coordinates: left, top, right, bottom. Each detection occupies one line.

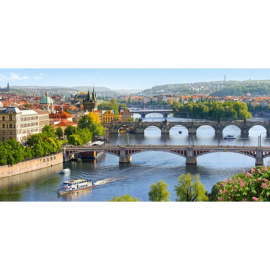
left=94, top=177, right=125, bottom=186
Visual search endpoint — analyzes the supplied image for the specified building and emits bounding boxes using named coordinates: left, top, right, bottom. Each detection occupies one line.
left=40, top=92, right=54, bottom=113
left=119, top=108, right=132, bottom=122
left=101, top=110, right=115, bottom=123
left=83, top=88, right=97, bottom=112
left=0, top=107, right=49, bottom=142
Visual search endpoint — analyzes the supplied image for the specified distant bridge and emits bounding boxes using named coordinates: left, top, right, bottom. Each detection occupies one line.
left=63, top=144, right=270, bottom=166
left=104, top=119, right=270, bottom=139
left=129, top=109, right=174, bottom=118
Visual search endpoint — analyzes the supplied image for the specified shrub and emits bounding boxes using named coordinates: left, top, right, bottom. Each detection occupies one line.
left=211, top=167, right=270, bottom=201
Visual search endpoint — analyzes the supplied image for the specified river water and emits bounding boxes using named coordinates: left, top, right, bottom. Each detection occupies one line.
left=1, top=115, right=270, bottom=201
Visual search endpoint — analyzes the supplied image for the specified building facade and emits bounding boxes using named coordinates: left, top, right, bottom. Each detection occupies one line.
left=0, top=107, right=49, bottom=142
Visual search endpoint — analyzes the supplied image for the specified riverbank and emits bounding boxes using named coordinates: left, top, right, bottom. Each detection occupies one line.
left=0, top=152, right=63, bottom=179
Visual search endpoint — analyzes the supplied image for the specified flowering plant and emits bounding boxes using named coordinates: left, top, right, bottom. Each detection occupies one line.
left=211, top=167, right=270, bottom=201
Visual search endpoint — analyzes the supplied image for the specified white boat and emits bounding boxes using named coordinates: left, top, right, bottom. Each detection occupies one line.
left=59, top=168, right=71, bottom=175
left=224, top=135, right=236, bottom=140
left=58, top=179, right=93, bottom=195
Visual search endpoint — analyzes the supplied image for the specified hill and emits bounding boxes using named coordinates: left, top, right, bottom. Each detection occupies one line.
left=139, top=80, right=270, bottom=97
left=7, top=85, right=119, bottom=98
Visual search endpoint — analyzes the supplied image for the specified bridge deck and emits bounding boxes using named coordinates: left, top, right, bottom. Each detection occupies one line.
left=64, top=144, right=270, bottom=151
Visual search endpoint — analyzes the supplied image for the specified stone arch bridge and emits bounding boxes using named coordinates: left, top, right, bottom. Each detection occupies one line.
left=104, top=120, right=270, bottom=139
left=63, top=144, right=270, bottom=167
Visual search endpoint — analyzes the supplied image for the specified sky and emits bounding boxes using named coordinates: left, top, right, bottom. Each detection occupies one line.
left=1, top=68, right=270, bottom=90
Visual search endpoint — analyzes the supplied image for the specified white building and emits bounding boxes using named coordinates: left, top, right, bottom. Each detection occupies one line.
left=0, top=107, right=49, bottom=142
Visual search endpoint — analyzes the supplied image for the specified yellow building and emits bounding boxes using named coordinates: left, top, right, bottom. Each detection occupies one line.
left=101, top=110, right=115, bottom=123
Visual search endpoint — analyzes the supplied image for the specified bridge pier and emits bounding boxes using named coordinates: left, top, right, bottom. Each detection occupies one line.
left=119, top=150, right=132, bottom=164
left=161, top=127, right=170, bottom=135
left=266, top=128, right=270, bottom=139
left=215, top=127, right=223, bottom=139
left=140, top=113, right=146, bottom=119
left=186, top=148, right=197, bottom=166
left=255, top=149, right=264, bottom=166
left=187, top=127, right=197, bottom=139
left=240, top=127, right=249, bottom=139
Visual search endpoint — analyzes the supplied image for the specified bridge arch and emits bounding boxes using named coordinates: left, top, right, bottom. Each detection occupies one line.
left=169, top=125, right=188, bottom=137
left=129, top=149, right=187, bottom=159
left=248, top=125, right=267, bottom=137
left=144, top=125, right=162, bottom=136
left=144, top=112, right=165, bottom=119
left=222, top=124, right=241, bottom=137
left=195, top=150, right=256, bottom=159
left=196, top=125, right=216, bottom=137
left=196, top=151, right=255, bottom=167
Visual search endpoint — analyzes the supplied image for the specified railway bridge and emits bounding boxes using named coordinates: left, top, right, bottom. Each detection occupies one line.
left=104, top=119, right=270, bottom=139
left=63, top=144, right=270, bottom=167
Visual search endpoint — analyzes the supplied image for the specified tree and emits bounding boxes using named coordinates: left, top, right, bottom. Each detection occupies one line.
left=67, top=134, right=83, bottom=146
left=175, top=173, right=208, bottom=201
left=64, top=126, right=77, bottom=137
left=148, top=181, right=170, bottom=201
left=110, top=195, right=139, bottom=202
left=55, top=127, right=64, bottom=139
left=42, top=125, right=56, bottom=137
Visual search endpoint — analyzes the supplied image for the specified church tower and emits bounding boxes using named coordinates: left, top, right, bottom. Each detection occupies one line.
left=83, top=88, right=97, bottom=112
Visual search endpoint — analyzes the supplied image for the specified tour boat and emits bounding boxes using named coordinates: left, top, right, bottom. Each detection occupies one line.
left=59, top=168, right=71, bottom=175
left=224, top=135, right=236, bottom=140
left=57, top=179, right=93, bottom=195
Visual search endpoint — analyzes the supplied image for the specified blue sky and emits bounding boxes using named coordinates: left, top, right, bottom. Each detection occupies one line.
left=1, top=69, right=270, bottom=90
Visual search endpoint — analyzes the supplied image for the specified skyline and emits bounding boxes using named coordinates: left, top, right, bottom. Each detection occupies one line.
left=1, top=68, right=270, bottom=90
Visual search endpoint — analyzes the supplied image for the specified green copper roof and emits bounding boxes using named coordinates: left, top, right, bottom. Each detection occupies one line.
left=40, top=95, right=53, bottom=104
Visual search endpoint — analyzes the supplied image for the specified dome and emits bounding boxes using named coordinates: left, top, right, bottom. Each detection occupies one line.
left=40, top=95, right=53, bottom=105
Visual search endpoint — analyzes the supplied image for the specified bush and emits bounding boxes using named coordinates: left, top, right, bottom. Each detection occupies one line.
left=211, top=167, right=270, bottom=201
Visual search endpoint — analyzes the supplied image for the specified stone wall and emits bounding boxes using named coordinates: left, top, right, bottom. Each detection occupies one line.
left=0, top=152, right=63, bottom=179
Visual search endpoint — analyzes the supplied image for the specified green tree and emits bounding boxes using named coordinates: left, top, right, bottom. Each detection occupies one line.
left=110, top=195, right=139, bottom=202
left=55, top=127, right=64, bottom=139
left=64, top=126, right=77, bottom=137
left=175, top=173, right=208, bottom=201
left=42, top=125, right=56, bottom=137
left=148, top=181, right=170, bottom=201
left=67, top=134, right=83, bottom=146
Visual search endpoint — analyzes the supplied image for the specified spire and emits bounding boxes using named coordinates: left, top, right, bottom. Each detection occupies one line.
left=92, top=87, right=96, bottom=101
left=7, top=82, right=9, bottom=90
left=87, top=90, right=91, bottom=101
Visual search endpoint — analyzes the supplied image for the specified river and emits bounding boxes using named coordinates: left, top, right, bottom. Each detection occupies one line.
left=1, top=115, right=270, bottom=201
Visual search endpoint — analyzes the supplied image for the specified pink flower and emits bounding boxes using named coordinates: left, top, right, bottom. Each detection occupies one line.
left=252, top=197, right=259, bottom=201
left=261, top=183, right=268, bottom=189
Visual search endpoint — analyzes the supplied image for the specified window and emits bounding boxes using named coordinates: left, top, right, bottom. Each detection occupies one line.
left=2, top=116, right=4, bottom=121
left=9, top=115, right=12, bottom=121
left=2, top=124, right=5, bottom=128
left=9, top=124, right=12, bottom=128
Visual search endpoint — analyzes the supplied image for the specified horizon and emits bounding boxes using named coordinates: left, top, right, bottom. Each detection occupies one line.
left=1, top=68, right=270, bottom=90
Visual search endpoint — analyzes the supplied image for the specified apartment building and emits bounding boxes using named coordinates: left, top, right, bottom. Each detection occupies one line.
left=0, top=107, right=49, bottom=142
